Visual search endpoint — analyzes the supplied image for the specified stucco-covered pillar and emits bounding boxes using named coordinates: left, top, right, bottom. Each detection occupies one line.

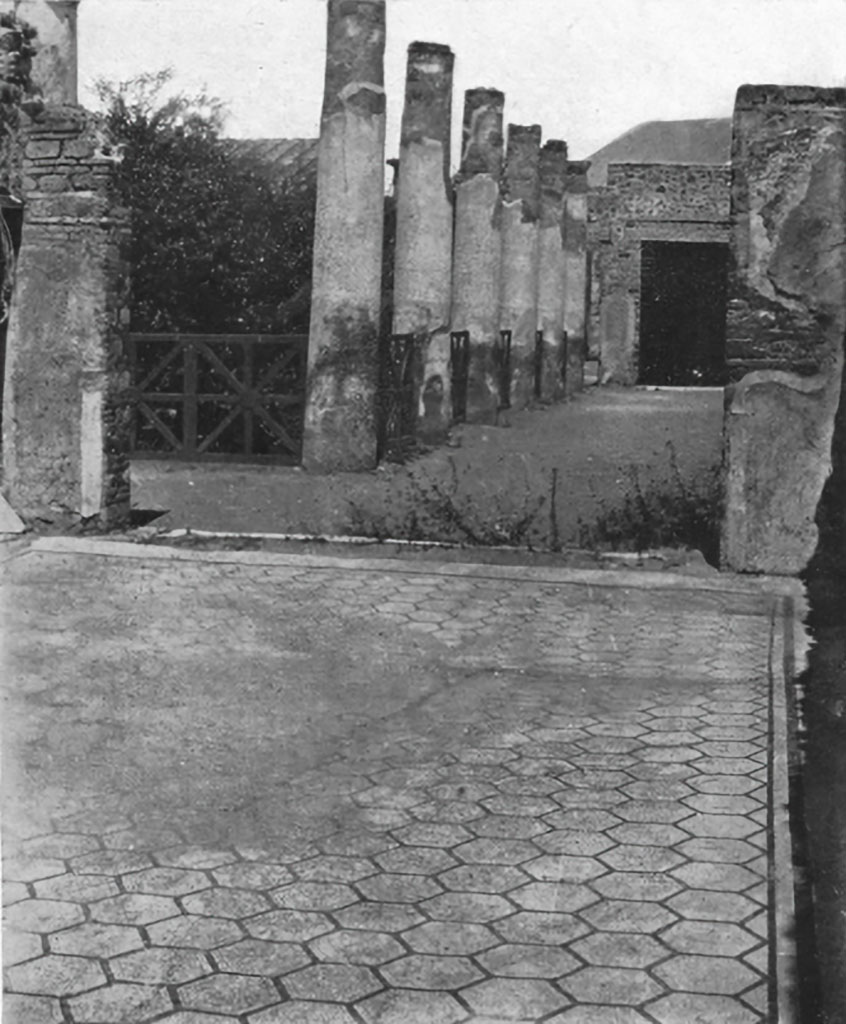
left=392, top=41, right=454, bottom=443
left=18, top=0, right=79, bottom=104
left=2, top=106, right=131, bottom=526
left=450, top=88, right=504, bottom=424
left=563, top=159, right=590, bottom=396
left=302, top=0, right=386, bottom=472
left=535, top=140, right=568, bottom=402
left=499, top=124, right=541, bottom=410
left=722, top=85, right=846, bottom=574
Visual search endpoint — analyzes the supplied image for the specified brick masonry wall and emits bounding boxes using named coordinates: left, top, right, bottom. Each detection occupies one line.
left=2, top=105, right=131, bottom=525
left=587, top=163, right=730, bottom=383
left=726, top=85, right=846, bottom=379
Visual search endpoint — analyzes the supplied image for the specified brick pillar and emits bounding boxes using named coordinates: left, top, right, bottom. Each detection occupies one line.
left=450, top=88, right=504, bottom=424
left=499, top=124, right=541, bottom=410
left=2, top=106, right=131, bottom=526
left=563, top=160, right=590, bottom=396
left=722, top=86, right=846, bottom=574
left=18, top=0, right=79, bottom=104
left=392, top=41, right=454, bottom=444
left=535, top=140, right=568, bottom=403
left=302, top=0, right=386, bottom=473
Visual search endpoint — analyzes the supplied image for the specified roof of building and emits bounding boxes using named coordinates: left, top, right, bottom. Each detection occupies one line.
left=222, top=137, right=319, bottom=180
left=586, top=118, right=732, bottom=186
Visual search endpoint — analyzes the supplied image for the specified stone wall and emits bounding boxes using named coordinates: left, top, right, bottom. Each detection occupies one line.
left=588, top=163, right=731, bottom=383
left=2, top=105, right=131, bottom=525
left=722, top=85, right=846, bottom=575
left=726, top=85, right=846, bottom=379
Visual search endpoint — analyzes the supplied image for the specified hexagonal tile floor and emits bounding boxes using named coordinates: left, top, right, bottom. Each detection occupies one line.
left=2, top=542, right=788, bottom=1022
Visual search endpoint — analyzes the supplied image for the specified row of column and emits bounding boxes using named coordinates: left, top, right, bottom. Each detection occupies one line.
left=302, top=2, right=589, bottom=471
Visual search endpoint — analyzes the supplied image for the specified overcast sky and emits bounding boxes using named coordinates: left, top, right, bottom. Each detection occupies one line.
left=78, top=0, right=846, bottom=164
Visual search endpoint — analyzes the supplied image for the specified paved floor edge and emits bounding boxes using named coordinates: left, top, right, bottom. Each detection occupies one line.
left=24, top=535, right=807, bottom=600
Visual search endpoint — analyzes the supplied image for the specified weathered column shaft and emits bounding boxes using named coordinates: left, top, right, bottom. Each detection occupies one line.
left=722, top=85, right=846, bottom=574
left=18, top=0, right=79, bottom=104
left=535, top=140, right=568, bottom=402
left=302, top=0, right=386, bottom=472
left=392, top=41, right=454, bottom=443
left=499, top=124, right=541, bottom=410
left=2, top=106, right=131, bottom=526
left=562, top=159, right=590, bottom=396
left=450, top=88, right=504, bottom=424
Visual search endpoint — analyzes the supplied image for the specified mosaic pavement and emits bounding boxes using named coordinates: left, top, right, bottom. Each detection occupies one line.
left=2, top=543, right=788, bottom=1023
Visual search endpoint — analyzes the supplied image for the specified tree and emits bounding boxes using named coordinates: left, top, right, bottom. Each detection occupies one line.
left=96, top=70, right=316, bottom=334
left=1, top=9, right=38, bottom=328
left=1, top=8, right=38, bottom=194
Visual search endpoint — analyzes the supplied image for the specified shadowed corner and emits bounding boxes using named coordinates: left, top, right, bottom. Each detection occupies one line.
left=794, top=329, right=846, bottom=1024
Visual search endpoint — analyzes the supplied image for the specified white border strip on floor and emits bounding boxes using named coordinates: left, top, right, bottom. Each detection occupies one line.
left=770, top=595, right=800, bottom=1024
left=23, top=534, right=806, bottom=601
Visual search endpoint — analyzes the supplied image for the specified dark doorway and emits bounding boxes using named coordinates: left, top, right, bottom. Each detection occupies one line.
left=639, top=240, right=728, bottom=386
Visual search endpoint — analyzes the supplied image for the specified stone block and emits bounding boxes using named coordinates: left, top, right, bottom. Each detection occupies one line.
left=25, top=138, right=61, bottom=160
left=62, top=138, right=96, bottom=160
left=36, top=173, right=71, bottom=193
left=722, top=370, right=841, bottom=575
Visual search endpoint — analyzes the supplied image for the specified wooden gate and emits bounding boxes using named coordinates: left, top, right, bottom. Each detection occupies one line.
left=127, top=333, right=307, bottom=463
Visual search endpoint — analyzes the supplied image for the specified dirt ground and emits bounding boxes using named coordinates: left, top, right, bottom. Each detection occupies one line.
left=131, top=387, right=724, bottom=552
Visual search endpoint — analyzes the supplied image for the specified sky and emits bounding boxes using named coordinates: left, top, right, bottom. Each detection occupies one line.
left=75, top=0, right=846, bottom=166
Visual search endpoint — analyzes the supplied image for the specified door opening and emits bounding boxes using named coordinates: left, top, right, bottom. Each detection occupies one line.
left=639, top=240, right=728, bottom=386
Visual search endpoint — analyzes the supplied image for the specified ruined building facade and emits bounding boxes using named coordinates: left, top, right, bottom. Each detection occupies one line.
left=588, top=163, right=731, bottom=386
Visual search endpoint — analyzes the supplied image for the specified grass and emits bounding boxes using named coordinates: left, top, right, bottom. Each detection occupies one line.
left=344, top=440, right=723, bottom=565
left=577, top=442, right=723, bottom=566
left=345, top=455, right=548, bottom=548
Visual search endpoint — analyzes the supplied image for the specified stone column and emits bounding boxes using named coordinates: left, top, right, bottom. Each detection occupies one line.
left=450, top=87, right=504, bottom=424
left=302, top=0, right=386, bottom=472
left=722, top=85, right=846, bottom=574
left=563, top=160, right=590, bottom=396
left=499, top=124, right=541, bottom=410
left=2, top=106, right=131, bottom=526
left=536, top=140, right=568, bottom=402
left=392, top=41, right=454, bottom=443
left=18, top=0, right=79, bottom=104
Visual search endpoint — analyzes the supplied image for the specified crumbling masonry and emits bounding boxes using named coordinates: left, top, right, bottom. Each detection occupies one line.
left=3, top=0, right=132, bottom=528
left=721, top=86, right=846, bottom=574
left=2, top=106, right=131, bottom=526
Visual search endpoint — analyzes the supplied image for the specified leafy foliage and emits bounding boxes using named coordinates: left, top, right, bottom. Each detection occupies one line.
left=96, top=70, right=316, bottom=333
left=1, top=10, right=38, bottom=329
left=345, top=455, right=548, bottom=547
left=577, top=442, right=723, bottom=565
left=0, top=9, right=38, bottom=196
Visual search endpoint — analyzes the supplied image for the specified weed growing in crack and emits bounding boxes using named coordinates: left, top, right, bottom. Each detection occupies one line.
left=345, top=455, right=547, bottom=547
left=576, top=442, right=723, bottom=565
